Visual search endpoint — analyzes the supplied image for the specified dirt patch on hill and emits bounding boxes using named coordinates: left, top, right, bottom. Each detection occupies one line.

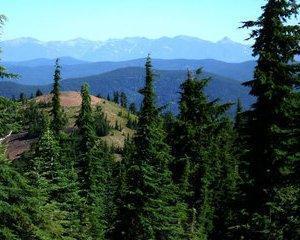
left=4, top=132, right=36, bottom=160
left=5, top=91, right=135, bottom=160
left=36, top=91, right=101, bottom=107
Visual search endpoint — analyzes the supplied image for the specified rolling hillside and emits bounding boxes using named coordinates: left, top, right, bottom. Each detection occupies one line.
left=3, top=58, right=256, bottom=85
left=6, top=91, right=135, bottom=160
left=0, top=67, right=253, bottom=113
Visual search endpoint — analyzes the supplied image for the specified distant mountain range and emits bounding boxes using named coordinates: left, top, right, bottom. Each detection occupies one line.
left=0, top=36, right=254, bottom=62
left=0, top=67, right=254, bottom=114
left=3, top=57, right=256, bottom=85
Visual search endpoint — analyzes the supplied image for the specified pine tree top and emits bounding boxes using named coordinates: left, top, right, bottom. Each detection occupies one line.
left=138, top=55, right=158, bottom=126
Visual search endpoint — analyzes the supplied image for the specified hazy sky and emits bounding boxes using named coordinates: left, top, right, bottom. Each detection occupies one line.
left=0, top=0, right=281, bottom=43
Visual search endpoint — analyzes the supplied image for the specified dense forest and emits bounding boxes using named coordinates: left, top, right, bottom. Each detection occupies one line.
left=0, top=0, right=299, bottom=239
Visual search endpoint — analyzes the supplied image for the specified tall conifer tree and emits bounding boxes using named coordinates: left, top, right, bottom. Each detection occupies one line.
left=169, top=70, right=237, bottom=239
left=240, top=1, right=300, bottom=238
left=51, top=59, right=67, bottom=134
left=0, top=145, right=51, bottom=239
left=76, top=83, right=95, bottom=194
left=113, top=56, right=187, bottom=239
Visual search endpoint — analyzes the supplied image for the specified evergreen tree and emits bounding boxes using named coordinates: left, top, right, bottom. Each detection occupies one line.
left=87, top=140, right=116, bottom=239
left=51, top=58, right=67, bottom=134
left=0, top=145, right=48, bottom=239
left=113, top=56, right=187, bottom=239
left=126, top=116, right=138, bottom=130
left=93, top=105, right=110, bottom=137
left=35, top=89, right=43, bottom=97
left=24, top=102, right=49, bottom=137
left=129, top=102, right=137, bottom=114
left=239, top=1, right=300, bottom=238
left=234, top=98, right=243, bottom=129
left=19, top=92, right=26, bottom=103
left=21, top=125, right=83, bottom=239
left=76, top=84, right=117, bottom=239
left=169, top=70, right=237, bottom=239
left=113, top=91, right=119, bottom=104
left=107, top=93, right=111, bottom=101
left=120, top=92, right=128, bottom=108
left=76, top=83, right=95, bottom=193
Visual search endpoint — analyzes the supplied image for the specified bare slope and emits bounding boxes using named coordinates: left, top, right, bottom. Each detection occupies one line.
left=6, top=91, right=135, bottom=160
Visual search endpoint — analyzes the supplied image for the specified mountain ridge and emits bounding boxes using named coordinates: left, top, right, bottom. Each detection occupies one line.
left=0, top=35, right=253, bottom=62
left=0, top=67, right=254, bottom=114
left=3, top=58, right=256, bottom=85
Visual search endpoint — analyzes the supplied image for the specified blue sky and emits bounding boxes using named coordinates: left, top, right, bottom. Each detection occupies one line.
left=0, top=0, right=276, bottom=43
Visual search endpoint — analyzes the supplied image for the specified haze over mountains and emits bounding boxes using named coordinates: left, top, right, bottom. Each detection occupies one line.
left=0, top=35, right=257, bottom=113
left=3, top=57, right=256, bottom=85
left=0, top=67, right=253, bottom=114
left=0, top=35, right=253, bottom=62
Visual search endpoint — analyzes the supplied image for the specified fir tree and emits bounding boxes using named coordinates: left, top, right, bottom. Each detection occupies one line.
left=113, top=91, right=119, bottom=104
left=21, top=124, right=83, bottom=239
left=24, top=102, right=49, bottom=137
left=113, top=56, right=187, bottom=239
left=129, top=102, right=137, bottom=114
left=234, top=98, right=243, bottom=129
left=51, top=58, right=67, bottom=134
left=0, top=145, right=48, bottom=239
left=35, top=89, right=43, bottom=97
left=76, top=83, right=95, bottom=193
left=93, top=105, right=110, bottom=137
left=87, top=140, right=116, bottom=239
left=170, top=70, right=237, bottom=239
left=120, top=92, right=128, bottom=108
left=19, top=92, right=26, bottom=103
left=240, top=1, right=300, bottom=238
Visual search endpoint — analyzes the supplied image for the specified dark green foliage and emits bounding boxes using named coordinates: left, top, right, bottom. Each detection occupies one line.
left=19, top=92, right=27, bottom=103
left=114, top=120, right=122, bottom=131
left=0, top=97, right=22, bottom=136
left=35, top=89, right=43, bottom=97
left=1, top=3, right=299, bottom=238
left=0, top=145, right=46, bottom=239
left=106, top=93, right=111, bottom=101
left=113, top=91, right=119, bottom=104
left=126, top=116, right=138, bottom=130
left=51, top=59, right=67, bottom=134
left=113, top=56, right=187, bottom=239
left=167, top=70, right=238, bottom=239
left=234, top=98, right=243, bottom=129
left=120, top=91, right=127, bottom=108
left=85, top=140, right=116, bottom=239
left=75, top=85, right=117, bottom=239
left=76, top=83, right=96, bottom=196
left=238, top=0, right=300, bottom=238
left=24, top=102, right=49, bottom=138
left=138, top=56, right=157, bottom=125
left=76, top=83, right=95, bottom=152
left=93, top=105, right=110, bottom=137
left=19, top=127, right=83, bottom=239
left=129, top=102, right=137, bottom=114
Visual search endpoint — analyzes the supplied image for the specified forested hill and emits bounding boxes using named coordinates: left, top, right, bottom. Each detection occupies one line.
left=3, top=58, right=256, bottom=85
left=0, top=67, right=253, bottom=112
